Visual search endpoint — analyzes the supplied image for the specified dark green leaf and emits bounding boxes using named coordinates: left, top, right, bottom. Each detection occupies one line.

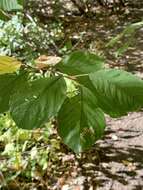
left=17, top=0, right=24, bottom=5
left=10, top=77, right=67, bottom=129
left=56, top=51, right=104, bottom=75
left=58, top=86, right=105, bottom=153
left=78, top=69, right=143, bottom=117
left=0, top=73, right=27, bottom=113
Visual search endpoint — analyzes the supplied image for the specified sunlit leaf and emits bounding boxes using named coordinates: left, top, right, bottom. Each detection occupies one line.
left=0, top=56, right=21, bottom=75
left=78, top=69, right=143, bottom=117
left=56, top=51, right=104, bottom=75
left=0, top=0, right=22, bottom=11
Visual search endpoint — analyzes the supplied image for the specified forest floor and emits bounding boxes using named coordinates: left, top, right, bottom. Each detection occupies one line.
left=52, top=112, right=143, bottom=190
left=41, top=112, right=143, bottom=190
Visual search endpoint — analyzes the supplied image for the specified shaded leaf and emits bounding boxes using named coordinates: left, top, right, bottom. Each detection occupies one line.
left=10, top=77, right=67, bottom=129
left=17, top=0, right=24, bottom=5
left=58, top=86, right=105, bottom=153
left=0, top=73, right=27, bottom=113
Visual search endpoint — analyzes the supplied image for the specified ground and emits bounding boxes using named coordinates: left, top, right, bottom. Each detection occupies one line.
left=49, top=112, right=143, bottom=190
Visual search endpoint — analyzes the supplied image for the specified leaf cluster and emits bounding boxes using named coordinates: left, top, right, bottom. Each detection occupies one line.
left=0, top=51, right=143, bottom=153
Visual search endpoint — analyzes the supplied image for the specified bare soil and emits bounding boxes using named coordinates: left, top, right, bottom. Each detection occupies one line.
left=52, top=112, right=143, bottom=190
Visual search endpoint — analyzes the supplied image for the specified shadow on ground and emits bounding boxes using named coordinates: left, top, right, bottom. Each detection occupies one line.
left=74, top=113, right=143, bottom=190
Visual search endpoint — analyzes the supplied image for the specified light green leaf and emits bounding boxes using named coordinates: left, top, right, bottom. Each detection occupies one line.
left=58, top=86, right=105, bottom=153
left=0, top=0, right=22, bottom=11
left=10, top=77, right=67, bottom=129
left=56, top=51, right=104, bottom=75
left=0, top=56, right=21, bottom=75
left=78, top=69, right=143, bottom=117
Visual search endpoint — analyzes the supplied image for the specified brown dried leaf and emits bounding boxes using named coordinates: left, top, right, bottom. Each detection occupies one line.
left=35, top=55, right=62, bottom=70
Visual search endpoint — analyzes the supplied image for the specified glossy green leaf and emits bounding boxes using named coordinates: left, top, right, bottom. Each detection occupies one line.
left=78, top=69, right=143, bottom=117
left=10, top=77, right=67, bottom=129
left=56, top=51, right=104, bottom=75
left=0, top=0, right=22, bottom=11
left=0, top=73, right=27, bottom=113
left=58, top=86, right=105, bottom=153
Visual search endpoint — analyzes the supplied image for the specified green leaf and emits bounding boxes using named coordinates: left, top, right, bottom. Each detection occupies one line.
left=0, top=0, right=22, bottom=11
left=58, top=86, right=105, bottom=153
left=56, top=51, right=104, bottom=75
left=0, top=73, right=27, bottom=113
left=0, top=56, right=21, bottom=75
left=10, top=77, right=67, bottom=129
left=0, top=74, right=16, bottom=113
left=78, top=69, right=143, bottom=117
left=17, top=0, right=24, bottom=5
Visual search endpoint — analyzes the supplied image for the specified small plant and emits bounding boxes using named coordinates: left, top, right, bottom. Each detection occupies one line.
left=107, top=21, right=143, bottom=57
left=0, top=51, right=143, bottom=153
left=0, top=114, right=60, bottom=188
left=0, top=13, right=63, bottom=64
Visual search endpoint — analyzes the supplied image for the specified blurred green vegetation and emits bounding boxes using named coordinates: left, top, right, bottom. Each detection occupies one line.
left=0, top=13, right=64, bottom=64
left=0, top=114, right=62, bottom=188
